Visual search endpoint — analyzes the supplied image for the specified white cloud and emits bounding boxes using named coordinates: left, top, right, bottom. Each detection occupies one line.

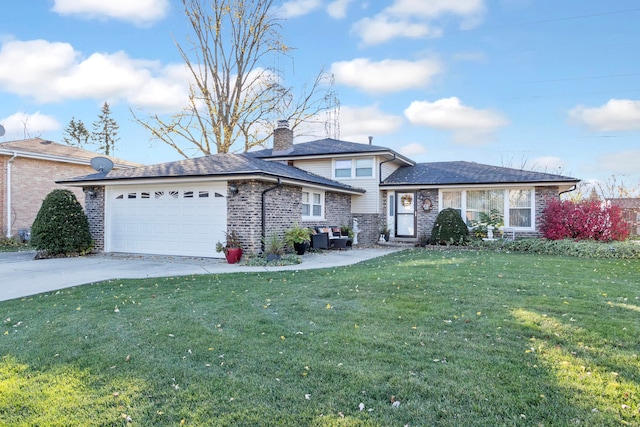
left=568, top=99, right=640, bottom=132
left=330, top=58, right=442, bottom=94
left=351, top=15, right=437, bottom=45
left=387, top=0, right=484, bottom=18
left=352, top=0, right=485, bottom=45
left=404, top=97, right=507, bottom=145
left=327, top=0, right=354, bottom=19
left=275, top=0, right=323, bottom=18
left=399, top=142, right=427, bottom=157
left=597, top=150, right=640, bottom=175
left=0, top=39, right=189, bottom=112
left=338, top=105, right=404, bottom=143
left=52, top=0, right=169, bottom=26
left=1, top=112, right=60, bottom=139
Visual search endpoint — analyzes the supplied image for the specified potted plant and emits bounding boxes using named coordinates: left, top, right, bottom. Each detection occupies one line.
left=380, top=225, right=390, bottom=242
left=215, top=230, right=243, bottom=264
left=263, top=233, right=284, bottom=261
left=284, top=223, right=311, bottom=255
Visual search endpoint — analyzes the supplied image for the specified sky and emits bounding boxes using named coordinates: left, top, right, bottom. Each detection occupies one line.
left=1, top=0, right=639, bottom=192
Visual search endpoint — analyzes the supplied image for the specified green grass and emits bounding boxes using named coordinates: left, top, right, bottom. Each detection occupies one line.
left=0, top=249, right=638, bottom=426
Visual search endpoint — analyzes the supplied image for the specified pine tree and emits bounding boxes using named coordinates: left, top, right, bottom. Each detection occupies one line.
left=62, top=117, right=91, bottom=148
left=92, top=102, right=120, bottom=155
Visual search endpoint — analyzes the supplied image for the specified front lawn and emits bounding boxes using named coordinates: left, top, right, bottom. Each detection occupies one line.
left=0, top=249, right=638, bottom=426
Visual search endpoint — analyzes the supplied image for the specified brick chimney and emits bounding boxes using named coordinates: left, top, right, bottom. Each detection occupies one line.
left=273, top=120, right=293, bottom=154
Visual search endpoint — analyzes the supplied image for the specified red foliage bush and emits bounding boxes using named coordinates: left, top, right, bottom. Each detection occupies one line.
left=540, top=199, right=629, bottom=241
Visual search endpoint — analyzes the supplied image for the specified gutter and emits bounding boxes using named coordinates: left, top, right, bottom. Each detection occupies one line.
left=5, top=152, right=17, bottom=238
left=559, top=184, right=577, bottom=196
left=261, top=178, right=282, bottom=253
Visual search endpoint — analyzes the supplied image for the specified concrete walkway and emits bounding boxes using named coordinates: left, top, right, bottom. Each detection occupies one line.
left=0, top=248, right=403, bottom=302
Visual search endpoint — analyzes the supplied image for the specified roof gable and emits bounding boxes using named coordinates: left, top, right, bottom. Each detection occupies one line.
left=382, top=161, right=580, bottom=186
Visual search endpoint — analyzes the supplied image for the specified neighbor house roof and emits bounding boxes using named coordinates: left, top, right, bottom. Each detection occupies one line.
left=0, top=138, right=141, bottom=168
left=382, top=161, right=580, bottom=187
left=58, top=152, right=366, bottom=194
left=249, top=138, right=414, bottom=166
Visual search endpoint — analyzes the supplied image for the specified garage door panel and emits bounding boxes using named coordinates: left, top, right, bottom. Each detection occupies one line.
left=106, top=183, right=227, bottom=258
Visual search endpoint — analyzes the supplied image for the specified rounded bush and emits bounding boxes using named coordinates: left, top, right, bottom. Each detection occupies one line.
left=31, top=189, right=93, bottom=256
left=430, top=208, right=469, bottom=245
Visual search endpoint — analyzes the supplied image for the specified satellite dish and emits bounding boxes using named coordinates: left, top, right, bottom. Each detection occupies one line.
left=0, top=124, right=5, bottom=137
left=90, top=156, right=114, bottom=174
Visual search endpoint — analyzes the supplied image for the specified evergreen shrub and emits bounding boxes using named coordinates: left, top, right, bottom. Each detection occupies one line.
left=31, top=189, right=93, bottom=256
left=430, top=208, right=469, bottom=245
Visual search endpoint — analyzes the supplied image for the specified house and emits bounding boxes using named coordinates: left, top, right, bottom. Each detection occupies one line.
left=59, top=121, right=579, bottom=258
left=607, top=198, right=640, bottom=236
left=0, top=138, right=141, bottom=239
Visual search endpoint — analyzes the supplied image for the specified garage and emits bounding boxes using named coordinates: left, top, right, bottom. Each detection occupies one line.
left=105, top=182, right=227, bottom=258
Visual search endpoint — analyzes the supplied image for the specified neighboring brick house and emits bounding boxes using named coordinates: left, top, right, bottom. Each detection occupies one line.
left=0, top=138, right=141, bottom=239
left=607, top=198, right=640, bottom=237
left=60, top=121, right=580, bottom=258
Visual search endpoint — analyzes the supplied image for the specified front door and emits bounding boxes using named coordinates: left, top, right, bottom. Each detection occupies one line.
left=395, top=191, right=416, bottom=238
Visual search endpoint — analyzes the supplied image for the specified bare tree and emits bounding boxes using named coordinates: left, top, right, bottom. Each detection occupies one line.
left=133, top=0, right=329, bottom=157
left=596, top=175, right=640, bottom=199
left=62, top=117, right=91, bottom=148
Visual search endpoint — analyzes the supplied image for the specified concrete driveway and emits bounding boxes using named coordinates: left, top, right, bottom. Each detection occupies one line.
left=0, top=248, right=402, bottom=302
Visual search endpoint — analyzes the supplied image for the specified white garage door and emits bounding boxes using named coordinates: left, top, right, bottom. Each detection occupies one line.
left=105, top=183, right=227, bottom=258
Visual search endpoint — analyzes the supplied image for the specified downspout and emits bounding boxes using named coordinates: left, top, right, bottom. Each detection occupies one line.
left=6, top=152, right=17, bottom=238
left=261, top=178, right=282, bottom=253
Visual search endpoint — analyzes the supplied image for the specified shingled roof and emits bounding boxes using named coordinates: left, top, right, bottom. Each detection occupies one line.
left=0, top=138, right=141, bottom=168
left=59, top=152, right=365, bottom=194
left=382, top=161, right=579, bottom=186
left=249, top=138, right=414, bottom=165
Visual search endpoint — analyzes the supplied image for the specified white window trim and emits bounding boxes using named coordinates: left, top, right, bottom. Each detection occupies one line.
left=302, top=189, right=325, bottom=220
left=439, top=187, right=536, bottom=230
left=333, top=157, right=374, bottom=179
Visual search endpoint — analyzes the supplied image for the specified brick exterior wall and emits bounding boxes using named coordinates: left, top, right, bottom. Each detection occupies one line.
left=350, top=213, right=381, bottom=245
left=0, top=155, right=94, bottom=238
left=417, top=190, right=439, bottom=242
left=301, top=192, right=355, bottom=236
left=83, top=186, right=105, bottom=251
left=227, top=180, right=305, bottom=253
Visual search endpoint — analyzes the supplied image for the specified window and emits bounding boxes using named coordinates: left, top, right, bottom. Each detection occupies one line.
left=439, top=188, right=534, bottom=229
left=302, top=190, right=324, bottom=219
left=509, top=189, right=532, bottom=227
left=334, top=158, right=373, bottom=178
left=467, top=190, right=504, bottom=224
left=334, top=160, right=352, bottom=178
left=442, top=191, right=462, bottom=215
left=355, top=159, right=373, bottom=177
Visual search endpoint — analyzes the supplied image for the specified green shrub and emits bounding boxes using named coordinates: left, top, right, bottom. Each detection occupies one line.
left=430, top=208, right=469, bottom=245
left=31, top=189, right=93, bottom=256
left=469, top=238, right=640, bottom=259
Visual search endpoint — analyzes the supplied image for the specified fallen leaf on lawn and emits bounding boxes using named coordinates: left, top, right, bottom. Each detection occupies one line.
left=305, top=394, right=311, bottom=400
left=125, top=355, right=130, bottom=362
left=326, top=304, right=332, bottom=309
left=392, top=401, right=401, bottom=408
left=359, top=402, right=365, bottom=411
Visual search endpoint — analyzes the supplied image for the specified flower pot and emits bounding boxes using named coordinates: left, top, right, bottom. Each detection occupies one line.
left=294, top=242, right=307, bottom=255
left=225, top=248, right=243, bottom=264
